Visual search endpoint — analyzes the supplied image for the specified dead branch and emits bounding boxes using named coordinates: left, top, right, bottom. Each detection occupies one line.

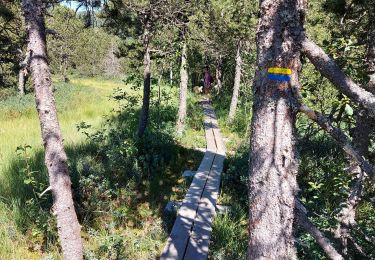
left=301, top=38, right=375, bottom=115
left=293, top=87, right=375, bottom=180
left=333, top=172, right=365, bottom=256
left=295, top=200, right=344, bottom=260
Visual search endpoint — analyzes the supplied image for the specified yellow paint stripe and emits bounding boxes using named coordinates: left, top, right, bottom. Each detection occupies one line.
left=268, top=67, right=292, bottom=75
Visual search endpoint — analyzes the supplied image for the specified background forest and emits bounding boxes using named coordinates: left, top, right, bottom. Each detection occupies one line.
left=0, top=0, right=374, bottom=259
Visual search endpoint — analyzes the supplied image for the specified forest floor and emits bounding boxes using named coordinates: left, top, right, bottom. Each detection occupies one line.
left=0, top=77, right=247, bottom=259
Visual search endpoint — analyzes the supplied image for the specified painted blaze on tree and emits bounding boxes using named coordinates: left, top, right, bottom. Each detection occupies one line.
left=248, top=0, right=306, bottom=258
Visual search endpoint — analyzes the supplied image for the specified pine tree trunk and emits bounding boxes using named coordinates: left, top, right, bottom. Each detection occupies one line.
left=18, top=49, right=31, bottom=95
left=367, top=6, right=375, bottom=89
left=215, top=55, right=223, bottom=93
left=248, top=0, right=305, bottom=258
left=170, top=66, right=173, bottom=85
left=176, top=42, right=188, bottom=135
left=138, top=29, right=151, bottom=137
left=18, top=68, right=26, bottom=95
left=22, top=1, right=83, bottom=259
left=228, top=40, right=242, bottom=121
left=62, top=55, right=69, bottom=83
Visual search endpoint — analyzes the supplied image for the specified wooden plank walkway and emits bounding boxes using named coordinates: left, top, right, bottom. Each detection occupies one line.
left=160, top=99, right=226, bottom=260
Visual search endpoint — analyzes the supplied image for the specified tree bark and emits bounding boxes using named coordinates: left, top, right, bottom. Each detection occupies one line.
left=22, top=1, right=83, bottom=259
left=367, top=6, right=375, bottom=90
left=228, top=40, right=242, bottom=121
left=170, top=65, right=173, bottom=85
left=248, top=0, right=305, bottom=258
left=18, top=49, right=32, bottom=95
left=137, top=27, right=151, bottom=137
left=18, top=68, right=26, bottom=95
left=176, top=42, right=188, bottom=135
left=215, top=54, right=223, bottom=93
left=333, top=175, right=365, bottom=255
left=301, top=38, right=375, bottom=114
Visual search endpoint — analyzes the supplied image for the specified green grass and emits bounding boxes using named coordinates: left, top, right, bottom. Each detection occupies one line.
left=0, top=78, right=119, bottom=174
left=0, top=77, right=206, bottom=259
left=0, top=77, right=120, bottom=258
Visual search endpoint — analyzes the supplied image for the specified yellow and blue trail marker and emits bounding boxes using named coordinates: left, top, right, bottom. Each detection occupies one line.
left=267, top=67, right=292, bottom=81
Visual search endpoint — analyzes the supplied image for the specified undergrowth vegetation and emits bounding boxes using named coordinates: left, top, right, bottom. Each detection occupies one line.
left=0, top=77, right=204, bottom=258
left=208, top=80, right=375, bottom=259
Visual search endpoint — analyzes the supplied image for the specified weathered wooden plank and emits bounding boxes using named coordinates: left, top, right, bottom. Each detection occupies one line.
left=184, top=154, right=225, bottom=260
left=161, top=98, right=226, bottom=260
left=203, top=101, right=225, bottom=154
left=198, top=151, right=215, bottom=172
left=212, top=126, right=226, bottom=155
left=205, top=128, right=216, bottom=152
left=160, top=151, right=215, bottom=260
left=203, top=111, right=216, bottom=152
left=165, top=201, right=230, bottom=215
left=182, top=170, right=196, bottom=178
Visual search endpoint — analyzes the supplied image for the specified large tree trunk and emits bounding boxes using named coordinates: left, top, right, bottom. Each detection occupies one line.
left=176, top=42, right=188, bottom=135
left=22, top=1, right=83, bottom=259
left=137, top=28, right=151, bottom=137
left=228, top=40, right=242, bottom=121
left=248, top=0, right=305, bottom=258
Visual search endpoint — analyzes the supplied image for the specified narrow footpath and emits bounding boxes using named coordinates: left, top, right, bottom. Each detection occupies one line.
left=161, top=98, right=226, bottom=260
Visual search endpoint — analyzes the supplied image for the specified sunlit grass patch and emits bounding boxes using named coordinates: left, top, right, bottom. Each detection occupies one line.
left=0, top=77, right=207, bottom=258
left=0, top=78, right=120, bottom=176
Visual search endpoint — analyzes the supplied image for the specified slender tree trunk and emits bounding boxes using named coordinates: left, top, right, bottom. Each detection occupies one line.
left=62, top=55, right=69, bottom=83
left=176, top=42, right=188, bottom=135
left=228, top=40, right=242, bottom=121
left=248, top=0, right=305, bottom=258
left=367, top=6, right=375, bottom=90
left=22, top=1, right=83, bottom=259
left=215, top=54, right=223, bottom=93
left=170, top=65, right=173, bottom=85
left=138, top=28, right=151, bottom=137
left=334, top=174, right=365, bottom=256
left=18, top=69, right=26, bottom=95
left=18, top=49, right=31, bottom=95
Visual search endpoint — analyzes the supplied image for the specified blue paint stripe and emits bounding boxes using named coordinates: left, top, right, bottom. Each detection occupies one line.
left=268, top=74, right=291, bottom=81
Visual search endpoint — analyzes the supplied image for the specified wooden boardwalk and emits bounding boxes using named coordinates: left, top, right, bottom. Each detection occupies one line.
left=161, top=99, right=226, bottom=260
